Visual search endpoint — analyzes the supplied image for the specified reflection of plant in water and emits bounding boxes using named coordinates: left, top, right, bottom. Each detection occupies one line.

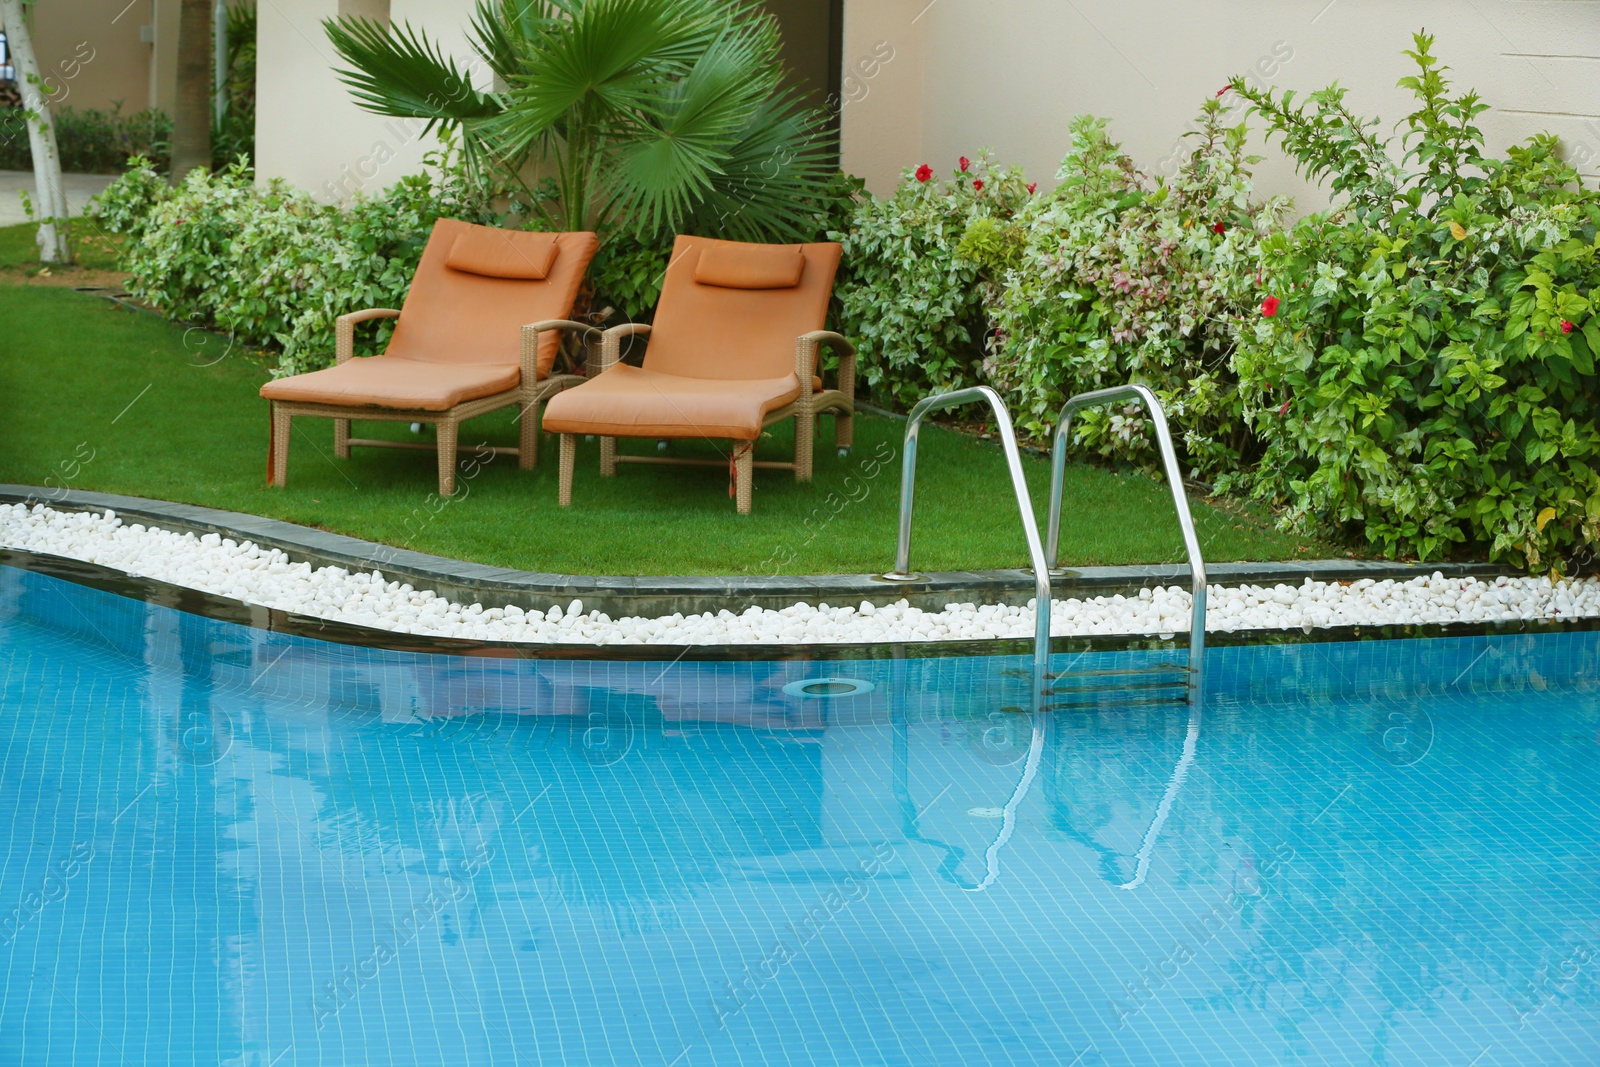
left=1172, top=688, right=1600, bottom=1059
left=299, top=686, right=825, bottom=938
left=1019, top=638, right=1600, bottom=1056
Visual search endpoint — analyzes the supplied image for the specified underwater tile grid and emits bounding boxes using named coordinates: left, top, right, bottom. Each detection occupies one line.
left=0, top=562, right=1597, bottom=1066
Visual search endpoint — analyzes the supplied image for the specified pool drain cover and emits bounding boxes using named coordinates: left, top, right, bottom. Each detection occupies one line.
left=781, top=677, right=876, bottom=699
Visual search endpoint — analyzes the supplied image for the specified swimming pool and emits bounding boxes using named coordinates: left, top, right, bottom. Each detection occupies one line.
left=1, top=561, right=1597, bottom=1066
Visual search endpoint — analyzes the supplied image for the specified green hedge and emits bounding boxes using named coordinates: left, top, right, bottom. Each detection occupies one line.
left=90, top=150, right=498, bottom=377
left=0, top=105, right=172, bottom=174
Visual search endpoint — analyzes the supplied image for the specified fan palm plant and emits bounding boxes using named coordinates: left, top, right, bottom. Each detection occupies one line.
left=324, top=0, right=834, bottom=243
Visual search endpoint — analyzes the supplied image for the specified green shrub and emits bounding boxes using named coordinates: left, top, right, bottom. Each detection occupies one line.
left=981, top=102, right=1285, bottom=477
left=89, top=145, right=497, bottom=376
left=1233, top=33, right=1600, bottom=567
left=0, top=104, right=171, bottom=173
left=831, top=152, right=1032, bottom=407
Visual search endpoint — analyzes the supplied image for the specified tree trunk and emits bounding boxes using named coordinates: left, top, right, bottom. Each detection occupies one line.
left=0, top=0, right=71, bottom=263
left=171, top=0, right=214, bottom=180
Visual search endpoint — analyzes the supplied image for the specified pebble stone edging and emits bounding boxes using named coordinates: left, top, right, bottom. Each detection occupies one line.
left=4, top=499, right=1599, bottom=647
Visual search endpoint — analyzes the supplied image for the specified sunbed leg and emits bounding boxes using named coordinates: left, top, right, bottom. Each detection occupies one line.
left=437, top=419, right=458, bottom=497
left=735, top=442, right=754, bottom=514
left=835, top=409, right=854, bottom=454
left=795, top=408, right=814, bottom=483
left=600, top=436, right=617, bottom=477
left=334, top=418, right=350, bottom=460
left=559, top=434, right=576, bottom=507
left=519, top=399, right=540, bottom=470
left=270, top=404, right=291, bottom=487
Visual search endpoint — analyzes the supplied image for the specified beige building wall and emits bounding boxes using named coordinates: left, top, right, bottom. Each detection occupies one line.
left=841, top=0, right=1600, bottom=207
left=0, top=0, right=176, bottom=114
left=251, top=0, right=1600, bottom=206
left=838, top=0, right=926, bottom=194
left=255, top=0, right=483, bottom=201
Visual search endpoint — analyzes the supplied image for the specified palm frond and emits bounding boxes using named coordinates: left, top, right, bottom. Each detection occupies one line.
left=598, top=22, right=782, bottom=234
left=324, top=16, right=503, bottom=127
left=467, top=0, right=566, bottom=84
left=685, top=90, right=835, bottom=242
left=488, top=0, right=721, bottom=151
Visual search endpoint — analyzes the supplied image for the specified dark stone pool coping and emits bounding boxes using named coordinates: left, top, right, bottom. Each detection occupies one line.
left=3, top=484, right=1513, bottom=617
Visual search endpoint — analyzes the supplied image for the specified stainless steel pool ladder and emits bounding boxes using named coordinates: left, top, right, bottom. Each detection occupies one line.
left=1046, top=384, right=1208, bottom=694
left=879, top=383, right=1209, bottom=706
left=879, top=386, right=1053, bottom=715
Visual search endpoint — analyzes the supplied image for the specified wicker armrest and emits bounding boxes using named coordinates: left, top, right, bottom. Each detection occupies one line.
left=597, top=322, right=653, bottom=374
left=796, top=330, right=857, bottom=403
left=335, top=308, right=401, bottom=365
left=520, top=320, right=603, bottom=382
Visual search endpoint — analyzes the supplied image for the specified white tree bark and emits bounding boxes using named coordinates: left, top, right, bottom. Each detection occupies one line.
left=1, top=0, right=72, bottom=264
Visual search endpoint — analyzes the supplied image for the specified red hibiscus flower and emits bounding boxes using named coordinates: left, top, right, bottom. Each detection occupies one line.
left=1562, top=320, right=1576, bottom=334
left=1212, top=222, right=1226, bottom=234
left=1261, top=296, right=1281, bottom=317
left=1027, top=182, right=1038, bottom=194
left=915, top=164, right=933, bottom=182
left=959, top=156, right=970, bottom=172
left=972, top=179, right=984, bottom=191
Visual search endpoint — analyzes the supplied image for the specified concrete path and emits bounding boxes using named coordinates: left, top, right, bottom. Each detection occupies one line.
left=0, top=170, right=117, bottom=226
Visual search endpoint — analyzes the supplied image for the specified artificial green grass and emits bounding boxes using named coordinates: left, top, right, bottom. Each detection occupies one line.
left=0, top=285, right=1336, bottom=575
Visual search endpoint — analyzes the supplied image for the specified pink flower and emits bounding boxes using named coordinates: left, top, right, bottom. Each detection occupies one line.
left=1027, top=182, right=1038, bottom=194
left=959, top=156, right=970, bottom=172
left=1212, top=221, right=1226, bottom=234
left=1562, top=320, right=1576, bottom=335
left=1261, top=296, right=1281, bottom=317
left=972, top=179, right=984, bottom=191
left=1217, top=84, right=1232, bottom=97
left=915, top=164, right=933, bottom=182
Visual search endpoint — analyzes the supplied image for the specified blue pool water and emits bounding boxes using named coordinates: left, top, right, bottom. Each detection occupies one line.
left=1, top=563, right=1597, bottom=1066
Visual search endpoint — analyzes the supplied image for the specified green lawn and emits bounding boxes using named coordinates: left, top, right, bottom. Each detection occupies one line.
left=0, top=284, right=1334, bottom=576
left=0, top=218, right=124, bottom=277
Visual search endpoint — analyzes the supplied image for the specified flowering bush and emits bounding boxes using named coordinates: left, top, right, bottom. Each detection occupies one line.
left=1233, top=33, right=1600, bottom=567
left=980, top=101, right=1286, bottom=477
left=830, top=153, right=1032, bottom=407
left=90, top=146, right=496, bottom=376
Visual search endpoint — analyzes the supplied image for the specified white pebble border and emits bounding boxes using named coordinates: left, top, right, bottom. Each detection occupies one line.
left=4, top=502, right=1599, bottom=646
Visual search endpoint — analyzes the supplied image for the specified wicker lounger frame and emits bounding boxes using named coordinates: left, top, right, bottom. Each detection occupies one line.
left=267, top=311, right=598, bottom=497
left=556, top=324, right=856, bottom=514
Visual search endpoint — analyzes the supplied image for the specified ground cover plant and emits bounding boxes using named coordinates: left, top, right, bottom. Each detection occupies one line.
left=0, top=285, right=1326, bottom=575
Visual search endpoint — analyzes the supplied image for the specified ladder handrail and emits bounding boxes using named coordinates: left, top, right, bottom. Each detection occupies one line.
left=882, top=386, right=1052, bottom=713
left=1045, top=383, right=1207, bottom=688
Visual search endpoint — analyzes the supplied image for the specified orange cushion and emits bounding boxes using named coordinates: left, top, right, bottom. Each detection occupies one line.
left=542, top=364, right=801, bottom=440
left=645, top=236, right=840, bottom=381
left=693, top=242, right=805, bottom=289
left=445, top=228, right=560, bottom=280
left=260, top=355, right=521, bottom=412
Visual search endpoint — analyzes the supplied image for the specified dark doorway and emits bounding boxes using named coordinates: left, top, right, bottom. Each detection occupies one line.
left=762, top=0, right=843, bottom=155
